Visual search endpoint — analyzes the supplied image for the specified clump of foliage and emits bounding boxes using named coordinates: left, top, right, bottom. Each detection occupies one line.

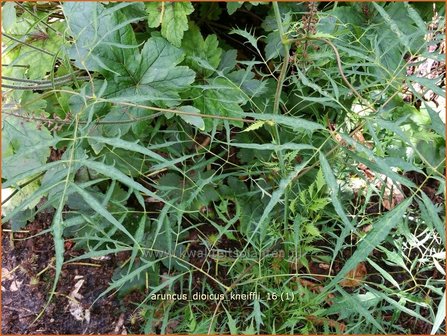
left=2, top=2, right=445, bottom=334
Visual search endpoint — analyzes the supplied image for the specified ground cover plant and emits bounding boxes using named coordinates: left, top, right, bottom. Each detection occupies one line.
left=1, top=1, right=446, bottom=334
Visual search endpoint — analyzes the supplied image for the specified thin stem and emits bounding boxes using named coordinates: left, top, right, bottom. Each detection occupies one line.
left=272, top=1, right=291, bottom=233
left=1, top=172, right=45, bottom=206
left=2, top=64, right=30, bottom=68
left=4, top=101, right=256, bottom=125
left=2, top=71, right=80, bottom=84
left=2, top=77, right=91, bottom=90
left=14, top=2, right=60, bottom=34
left=2, top=32, right=55, bottom=57
left=2, top=73, right=84, bottom=84
left=2, top=110, right=164, bottom=125
left=272, top=3, right=290, bottom=117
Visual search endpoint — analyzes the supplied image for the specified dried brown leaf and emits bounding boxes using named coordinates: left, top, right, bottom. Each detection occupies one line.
left=339, top=262, right=367, bottom=287
left=306, top=315, right=346, bottom=332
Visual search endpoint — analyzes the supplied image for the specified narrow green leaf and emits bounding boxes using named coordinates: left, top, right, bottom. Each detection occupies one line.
left=248, top=299, right=265, bottom=332
left=367, top=258, right=401, bottom=290
left=431, top=291, right=446, bottom=335
left=337, top=286, right=386, bottom=333
left=71, top=182, right=140, bottom=247
left=128, top=215, right=146, bottom=271
left=366, top=285, right=431, bottom=324
left=50, top=210, right=65, bottom=295
left=88, top=136, right=167, bottom=163
left=324, top=198, right=411, bottom=291
left=223, top=305, right=239, bottom=335
left=79, top=159, right=166, bottom=204
left=151, top=153, right=197, bottom=172
left=421, top=192, right=446, bottom=244
left=407, top=76, right=445, bottom=97
left=244, top=112, right=324, bottom=132
left=151, top=204, right=171, bottom=250
left=230, top=28, right=260, bottom=51
left=94, top=259, right=160, bottom=304
left=230, top=143, right=314, bottom=151
left=295, top=68, right=337, bottom=102
left=319, top=152, right=356, bottom=263
left=404, top=3, right=428, bottom=32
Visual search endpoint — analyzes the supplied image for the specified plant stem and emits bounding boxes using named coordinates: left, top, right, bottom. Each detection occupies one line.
left=2, top=72, right=82, bottom=84
left=2, top=32, right=55, bottom=57
left=1, top=172, right=45, bottom=206
left=272, top=2, right=291, bottom=233
left=2, top=76, right=91, bottom=90
left=14, top=2, right=60, bottom=34
left=2, top=64, right=30, bottom=68
left=272, top=2, right=290, bottom=118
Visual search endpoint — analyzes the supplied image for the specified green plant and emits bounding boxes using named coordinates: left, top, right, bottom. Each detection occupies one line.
left=2, top=2, right=445, bottom=334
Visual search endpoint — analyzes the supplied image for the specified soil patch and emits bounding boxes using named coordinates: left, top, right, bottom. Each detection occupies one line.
left=2, top=212, right=133, bottom=334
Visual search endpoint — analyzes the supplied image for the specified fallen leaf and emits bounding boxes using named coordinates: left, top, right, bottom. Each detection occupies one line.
left=165, top=318, right=181, bottom=334
left=68, top=277, right=90, bottom=322
left=9, top=279, right=23, bottom=292
left=2, top=267, right=13, bottom=281
left=9, top=280, right=23, bottom=292
left=357, top=164, right=406, bottom=210
left=352, top=129, right=372, bottom=148
left=114, top=313, right=126, bottom=334
left=306, top=315, right=346, bottom=332
left=362, top=224, right=373, bottom=233
left=357, top=163, right=375, bottom=180
left=339, top=262, right=367, bottom=287
left=308, top=261, right=331, bottom=281
left=296, top=278, right=335, bottom=304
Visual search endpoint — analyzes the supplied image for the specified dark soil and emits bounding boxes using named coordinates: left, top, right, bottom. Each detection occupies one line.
left=1, top=211, right=135, bottom=334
